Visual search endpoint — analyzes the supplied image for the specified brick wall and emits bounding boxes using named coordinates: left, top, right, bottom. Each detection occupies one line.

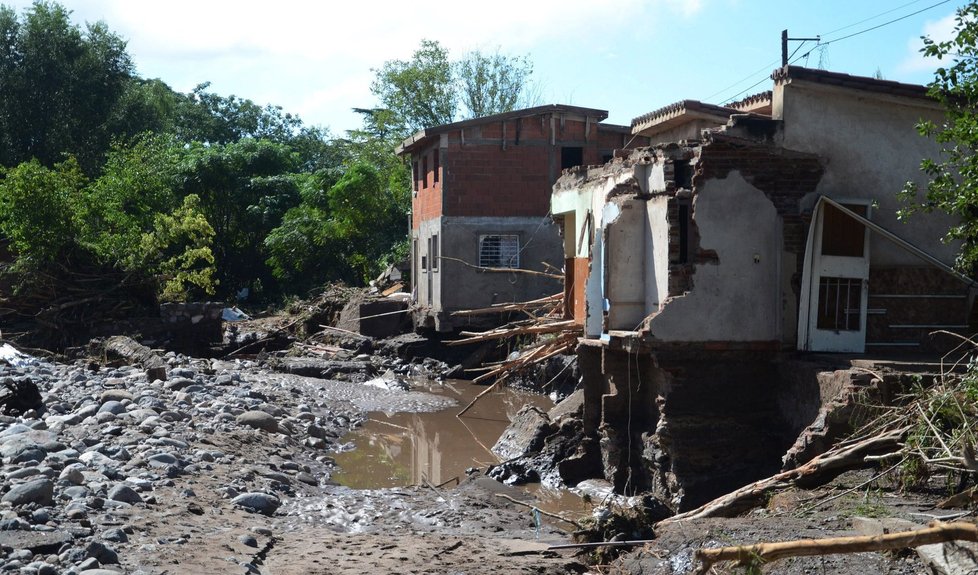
left=411, top=114, right=648, bottom=228
left=411, top=140, right=443, bottom=229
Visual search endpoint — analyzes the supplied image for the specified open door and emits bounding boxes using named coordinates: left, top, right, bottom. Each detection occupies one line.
left=800, top=199, right=871, bottom=352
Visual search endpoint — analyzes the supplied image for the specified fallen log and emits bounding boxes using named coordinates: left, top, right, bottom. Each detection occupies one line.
left=103, top=335, right=167, bottom=382
left=695, top=521, right=978, bottom=572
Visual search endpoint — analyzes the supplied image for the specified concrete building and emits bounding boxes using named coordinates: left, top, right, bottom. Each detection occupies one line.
left=548, top=66, right=976, bottom=508
left=397, top=104, right=647, bottom=332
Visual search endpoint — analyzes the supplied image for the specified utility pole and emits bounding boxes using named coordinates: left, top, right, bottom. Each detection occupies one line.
left=781, top=29, right=821, bottom=67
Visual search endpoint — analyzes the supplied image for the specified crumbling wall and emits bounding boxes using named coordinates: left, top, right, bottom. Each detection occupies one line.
left=159, top=302, right=223, bottom=354
left=576, top=343, right=806, bottom=510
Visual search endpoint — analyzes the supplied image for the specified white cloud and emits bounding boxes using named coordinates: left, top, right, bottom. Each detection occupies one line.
left=2, top=0, right=707, bottom=130
left=898, top=10, right=958, bottom=74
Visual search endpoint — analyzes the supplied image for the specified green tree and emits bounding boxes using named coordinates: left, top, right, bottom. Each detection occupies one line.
left=174, top=82, right=305, bottom=145
left=175, top=139, right=303, bottom=296
left=0, top=2, right=135, bottom=173
left=900, top=1, right=978, bottom=270
left=139, top=194, right=217, bottom=301
left=370, top=39, right=456, bottom=135
left=77, top=134, right=181, bottom=264
left=457, top=49, right=534, bottom=118
left=0, top=157, right=85, bottom=265
left=265, top=162, right=409, bottom=288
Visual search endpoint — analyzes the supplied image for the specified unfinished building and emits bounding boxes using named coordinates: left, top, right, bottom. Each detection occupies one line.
left=397, top=105, right=648, bottom=332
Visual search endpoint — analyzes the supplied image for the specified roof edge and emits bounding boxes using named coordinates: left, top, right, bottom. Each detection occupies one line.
left=397, top=104, right=610, bottom=155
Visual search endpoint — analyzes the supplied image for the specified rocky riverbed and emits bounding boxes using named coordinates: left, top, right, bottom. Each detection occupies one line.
left=0, top=346, right=587, bottom=574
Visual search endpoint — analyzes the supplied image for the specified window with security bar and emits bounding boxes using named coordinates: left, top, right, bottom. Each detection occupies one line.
left=479, top=235, right=519, bottom=268
left=816, top=276, right=862, bottom=331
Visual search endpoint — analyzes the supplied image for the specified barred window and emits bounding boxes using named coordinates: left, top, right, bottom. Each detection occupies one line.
left=479, top=235, right=519, bottom=268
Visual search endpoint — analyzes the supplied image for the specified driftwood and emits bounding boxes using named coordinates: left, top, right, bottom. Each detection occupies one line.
left=103, top=335, right=167, bottom=381
left=449, top=320, right=576, bottom=346
left=660, top=426, right=909, bottom=524
left=450, top=293, right=563, bottom=317
left=696, top=521, right=978, bottom=572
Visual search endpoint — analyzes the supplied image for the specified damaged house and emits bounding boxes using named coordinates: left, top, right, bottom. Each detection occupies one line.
left=397, top=105, right=648, bottom=332
left=548, top=66, right=976, bottom=509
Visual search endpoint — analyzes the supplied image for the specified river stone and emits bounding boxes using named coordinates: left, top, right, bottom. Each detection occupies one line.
left=236, top=411, right=279, bottom=433
left=0, top=530, right=71, bottom=554
left=165, top=377, right=196, bottom=391
left=85, top=541, right=119, bottom=564
left=97, top=401, right=126, bottom=415
left=147, top=452, right=178, bottom=467
left=12, top=446, right=46, bottom=464
left=59, top=464, right=85, bottom=485
left=2, top=478, right=54, bottom=506
left=102, top=528, right=128, bottom=543
left=100, top=390, right=133, bottom=404
left=231, top=492, right=280, bottom=515
left=107, top=484, right=142, bottom=504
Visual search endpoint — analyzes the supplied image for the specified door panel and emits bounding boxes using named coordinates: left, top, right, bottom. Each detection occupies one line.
left=806, top=201, right=871, bottom=352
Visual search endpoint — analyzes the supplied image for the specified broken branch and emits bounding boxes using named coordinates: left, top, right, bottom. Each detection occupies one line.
left=696, top=521, right=978, bottom=572
left=438, top=256, right=563, bottom=279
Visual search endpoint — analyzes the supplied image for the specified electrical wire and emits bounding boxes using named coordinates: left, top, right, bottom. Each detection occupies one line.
left=818, top=0, right=952, bottom=46
left=819, top=0, right=932, bottom=37
left=711, top=0, right=954, bottom=105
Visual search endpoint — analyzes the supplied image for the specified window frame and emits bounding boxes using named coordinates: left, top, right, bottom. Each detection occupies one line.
left=478, top=234, right=520, bottom=269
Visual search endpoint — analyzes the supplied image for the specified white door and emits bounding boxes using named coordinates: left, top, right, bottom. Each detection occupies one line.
left=804, top=200, right=871, bottom=352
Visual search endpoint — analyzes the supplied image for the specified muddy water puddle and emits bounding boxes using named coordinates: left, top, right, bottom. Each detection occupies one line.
left=333, top=380, right=593, bottom=521
left=334, top=380, right=549, bottom=488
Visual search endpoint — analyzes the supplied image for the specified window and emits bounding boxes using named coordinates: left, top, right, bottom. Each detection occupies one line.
left=821, top=203, right=868, bottom=258
left=816, top=277, right=862, bottom=331
left=433, top=149, right=440, bottom=184
left=677, top=202, right=690, bottom=264
left=561, top=146, right=584, bottom=170
left=422, top=155, right=428, bottom=189
left=430, top=234, right=439, bottom=271
left=412, top=161, right=419, bottom=192
left=479, top=235, right=519, bottom=268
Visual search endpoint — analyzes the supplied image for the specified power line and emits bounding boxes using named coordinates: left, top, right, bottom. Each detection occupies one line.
left=820, top=0, right=931, bottom=37
left=819, top=0, right=952, bottom=46
left=713, top=0, right=953, bottom=105
left=720, top=40, right=812, bottom=105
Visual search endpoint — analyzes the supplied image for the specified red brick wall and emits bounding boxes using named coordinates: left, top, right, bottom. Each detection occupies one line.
left=411, top=113, right=645, bottom=227
left=411, top=141, right=443, bottom=229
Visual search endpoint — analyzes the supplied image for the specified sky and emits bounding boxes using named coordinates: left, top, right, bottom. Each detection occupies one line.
left=2, top=0, right=967, bottom=134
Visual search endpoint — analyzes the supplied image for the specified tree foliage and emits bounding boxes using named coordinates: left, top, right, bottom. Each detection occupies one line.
left=370, top=39, right=537, bottom=134
left=265, top=162, right=409, bottom=290
left=370, top=39, right=456, bottom=135
left=457, top=49, right=534, bottom=119
left=0, top=1, right=135, bottom=174
left=900, top=1, right=978, bottom=271
left=0, top=157, right=85, bottom=264
left=0, top=1, right=420, bottom=310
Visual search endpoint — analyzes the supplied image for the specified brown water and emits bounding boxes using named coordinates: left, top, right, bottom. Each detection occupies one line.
left=333, top=380, right=553, bottom=488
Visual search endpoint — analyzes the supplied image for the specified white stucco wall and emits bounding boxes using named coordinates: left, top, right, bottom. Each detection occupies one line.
left=648, top=171, right=782, bottom=342
left=777, top=80, right=959, bottom=266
